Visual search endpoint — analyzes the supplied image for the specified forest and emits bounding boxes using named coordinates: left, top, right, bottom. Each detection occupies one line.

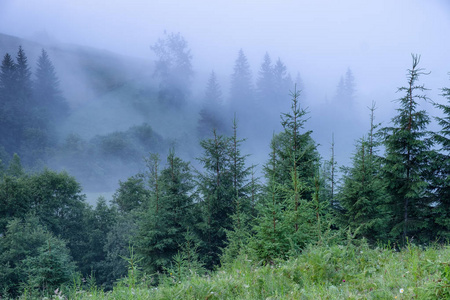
left=0, top=32, right=450, bottom=299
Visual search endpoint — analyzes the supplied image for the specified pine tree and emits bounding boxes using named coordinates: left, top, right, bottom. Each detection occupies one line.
left=430, top=75, right=450, bottom=240
left=34, top=49, right=68, bottom=126
left=268, top=87, right=320, bottom=200
left=338, top=134, right=389, bottom=244
left=0, top=53, right=19, bottom=153
left=252, top=87, right=321, bottom=262
left=198, top=71, right=227, bottom=138
left=273, top=58, right=293, bottom=105
left=136, top=151, right=197, bottom=273
left=229, top=49, right=254, bottom=115
left=380, top=54, right=433, bottom=245
left=344, top=68, right=356, bottom=104
left=256, top=52, right=274, bottom=106
left=197, top=130, right=234, bottom=268
left=221, top=117, right=252, bottom=263
left=251, top=138, right=291, bottom=263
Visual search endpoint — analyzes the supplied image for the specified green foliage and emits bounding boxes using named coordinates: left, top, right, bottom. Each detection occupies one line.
left=338, top=118, right=390, bottom=244
left=136, top=150, right=198, bottom=274
left=380, top=54, right=434, bottom=245
left=112, top=174, right=149, bottom=213
left=0, top=216, right=76, bottom=298
left=252, top=87, right=322, bottom=262
left=430, top=75, right=450, bottom=241
left=52, top=243, right=450, bottom=300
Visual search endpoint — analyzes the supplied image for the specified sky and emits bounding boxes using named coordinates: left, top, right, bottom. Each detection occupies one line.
left=1, top=0, right=449, bottom=92
left=1, top=0, right=449, bottom=194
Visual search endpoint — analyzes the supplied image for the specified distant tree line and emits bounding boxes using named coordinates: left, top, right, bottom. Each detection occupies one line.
left=0, top=47, right=69, bottom=166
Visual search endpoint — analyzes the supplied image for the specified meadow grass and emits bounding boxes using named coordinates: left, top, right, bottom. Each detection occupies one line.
left=16, top=242, right=450, bottom=299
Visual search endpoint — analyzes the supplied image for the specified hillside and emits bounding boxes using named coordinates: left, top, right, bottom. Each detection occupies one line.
left=0, top=33, right=204, bottom=195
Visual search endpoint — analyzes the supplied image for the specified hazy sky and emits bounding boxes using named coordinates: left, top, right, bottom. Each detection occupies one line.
left=1, top=0, right=449, bottom=113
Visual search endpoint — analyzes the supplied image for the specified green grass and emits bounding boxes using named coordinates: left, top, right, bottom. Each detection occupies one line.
left=16, top=242, right=450, bottom=299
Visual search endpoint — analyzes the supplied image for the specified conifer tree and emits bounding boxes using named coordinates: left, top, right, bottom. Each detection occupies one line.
left=380, top=54, right=434, bottom=245
left=229, top=49, right=254, bottom=115
left=273, top=58, right=293, bottom=105
left=136, top=151, right=197, bottom=273
left=252, top=88, right=321, bottom=261
left=0, top=53, right=19, bottom=153
left=198, top=71, right=227, bottom=137
left=197, top=130, right=234, bottom=268
left=430, top=76, right=450, bottom=240
left=338, top=134, right=389, bottom=243
left=221, top=117, right=252, bottom=263
left=256, top=52, right=274, bottom=106
left=267, top=87, right=319, bottom=200
left=251, top=138, right=291, bottom=262
left=34, top=49, right=68, bottom=126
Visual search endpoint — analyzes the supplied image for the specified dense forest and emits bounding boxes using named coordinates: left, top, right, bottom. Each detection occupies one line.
left=0, top=32, right=450, bottom=298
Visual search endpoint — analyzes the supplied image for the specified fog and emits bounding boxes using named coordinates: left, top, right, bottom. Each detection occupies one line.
left=1, top=0, right=449, bottom=202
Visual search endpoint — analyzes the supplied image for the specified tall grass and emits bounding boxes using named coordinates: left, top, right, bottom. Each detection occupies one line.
left=14, top=242, right=450, bottom=299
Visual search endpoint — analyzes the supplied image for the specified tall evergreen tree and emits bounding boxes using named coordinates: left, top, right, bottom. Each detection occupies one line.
left=338, top=132, right=389, bottom=244
left=252, top=88, right=321, bottom=262
left=273, top=58, right=293, bottom=105
left=229, top=49, right=254, bottom=114
left=256, top=52, right=274, bottom=106
left=136, top=151, right=197, bottom=273
left=267, top=87, right=320, bottom=200
left=198, top=71, right=227, bottom=137
left=380, top=54, right=434, bottom=245
left=430, top=75, right=450, bottom=240
left=0, top=53, right=20, bottom=153
left=221, top=118, right=252, bottom=263
left=197, top=130, right=234, bottom=268
left=34, top=49, right=68, bottom=126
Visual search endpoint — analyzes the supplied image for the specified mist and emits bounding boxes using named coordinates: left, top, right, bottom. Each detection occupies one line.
left=1, top=0, right=449, bottom=202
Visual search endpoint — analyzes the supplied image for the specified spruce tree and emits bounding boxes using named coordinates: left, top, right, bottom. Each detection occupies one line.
left=256, top=52, right=274, bottom=107
left=380, top=54, right=433, bottom=245
left=136, top=151, right=197, bottom=273
left=338, top=136, right=389, bottom=243
left=267, top=87, right=320, bottom=200
left=197, top=130, right=234, bottom=268
left=198, top=71, right=227, bottom=138
left=251, top=138, right=291, bottom=262
left=221, top=118, right=252, bottom=263
left=34, top=49, right=68, bottom=126
left=273, top=58, right=293, bottom=105
left=229, top=49, right=254, bottom=115
left=252, top=87, right=321, bottom=261
left=430, top=76, right=450, bottom=240
left=0, top=53, right=19, bottom=153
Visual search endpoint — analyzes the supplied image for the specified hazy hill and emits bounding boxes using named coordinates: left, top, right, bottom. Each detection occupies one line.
left=0, top=33, right=203, bottom=197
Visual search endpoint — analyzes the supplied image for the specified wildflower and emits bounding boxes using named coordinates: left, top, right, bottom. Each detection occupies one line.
left=343, top=279, right=346, bottom=282
left=244, top=284, right=249, bottom=288
left=400, top=288, right=404, bottom=293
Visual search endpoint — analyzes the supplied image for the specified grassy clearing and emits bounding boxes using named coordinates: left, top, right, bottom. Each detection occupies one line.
left=16, top=243, right=450, bottom=299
